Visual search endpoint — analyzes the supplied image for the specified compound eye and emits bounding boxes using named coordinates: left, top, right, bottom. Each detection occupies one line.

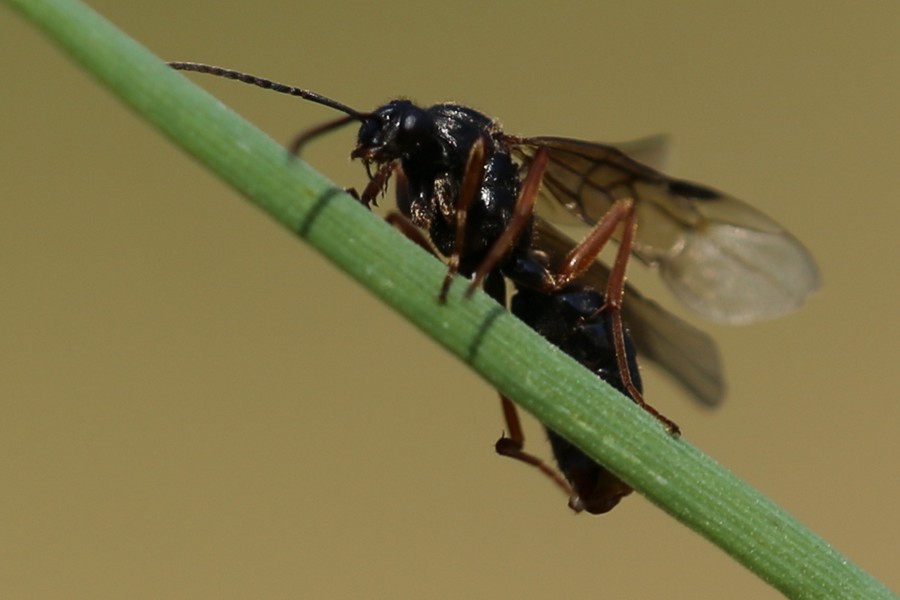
left=356, top=117, right=383, bottom=147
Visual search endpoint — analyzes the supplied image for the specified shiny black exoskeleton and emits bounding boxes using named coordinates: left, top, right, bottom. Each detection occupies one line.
left=351, top=101, right=535, bottom=281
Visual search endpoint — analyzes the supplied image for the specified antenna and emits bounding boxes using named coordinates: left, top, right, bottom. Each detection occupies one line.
left=168, top=61, right=366, bottom=120
left=168, top=61, right=370, bottom=152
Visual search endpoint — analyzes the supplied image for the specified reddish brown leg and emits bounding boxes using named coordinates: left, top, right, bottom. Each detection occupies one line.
left=545, top=199, right=680, bottom=434
left=551, top=199, right=633, bottom=287
left=358, top=161, right=398, bottom=208
left=385, top=212, right=439, bottom=256
left=604, top=209, right=680, bottom=434
left=495, top=396, right=578, bottom=508
left=439, top=138, right=488, bottom=301
left=465, top=148, right=550, bottom=296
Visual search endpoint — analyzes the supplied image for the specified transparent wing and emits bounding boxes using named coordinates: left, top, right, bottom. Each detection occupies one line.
left=610, top=133, right=672, bottom=172
left=534, top=218, right=725, bottom=407
left=511, top=136, right=822, bottom=324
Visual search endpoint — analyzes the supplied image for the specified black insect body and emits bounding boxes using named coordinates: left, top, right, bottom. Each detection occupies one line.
left=168, top=61, right=821, bottom=514
left=506, top=284, right=643, bottom=514
left=346, top=98, right=654, bottom=511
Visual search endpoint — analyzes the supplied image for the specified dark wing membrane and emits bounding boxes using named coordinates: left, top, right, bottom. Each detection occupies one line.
left=511, top=137, right=822, bottom=324
left=534, top=218, right=725, bottom=407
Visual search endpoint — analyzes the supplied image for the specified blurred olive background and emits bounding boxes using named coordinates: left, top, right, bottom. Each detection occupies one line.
left=3, top=1, right=898, bottom=598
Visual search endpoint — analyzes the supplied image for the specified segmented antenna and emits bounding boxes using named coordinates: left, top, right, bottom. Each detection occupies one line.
left=168, top=61, right=369, bottom=152
left=169, top=61, right=367, bottom=118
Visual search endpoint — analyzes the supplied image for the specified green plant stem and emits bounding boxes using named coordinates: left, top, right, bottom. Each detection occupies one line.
left=5, top=0, right=895, bottom=598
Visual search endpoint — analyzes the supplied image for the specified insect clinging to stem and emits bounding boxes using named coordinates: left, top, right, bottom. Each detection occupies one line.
left=168, top=61, right=820, bottom=513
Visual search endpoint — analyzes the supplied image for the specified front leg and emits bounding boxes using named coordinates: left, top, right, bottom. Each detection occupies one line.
left=440, top=137, right=488, bottom=302
left=358, top=161, right=398, bottom=209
